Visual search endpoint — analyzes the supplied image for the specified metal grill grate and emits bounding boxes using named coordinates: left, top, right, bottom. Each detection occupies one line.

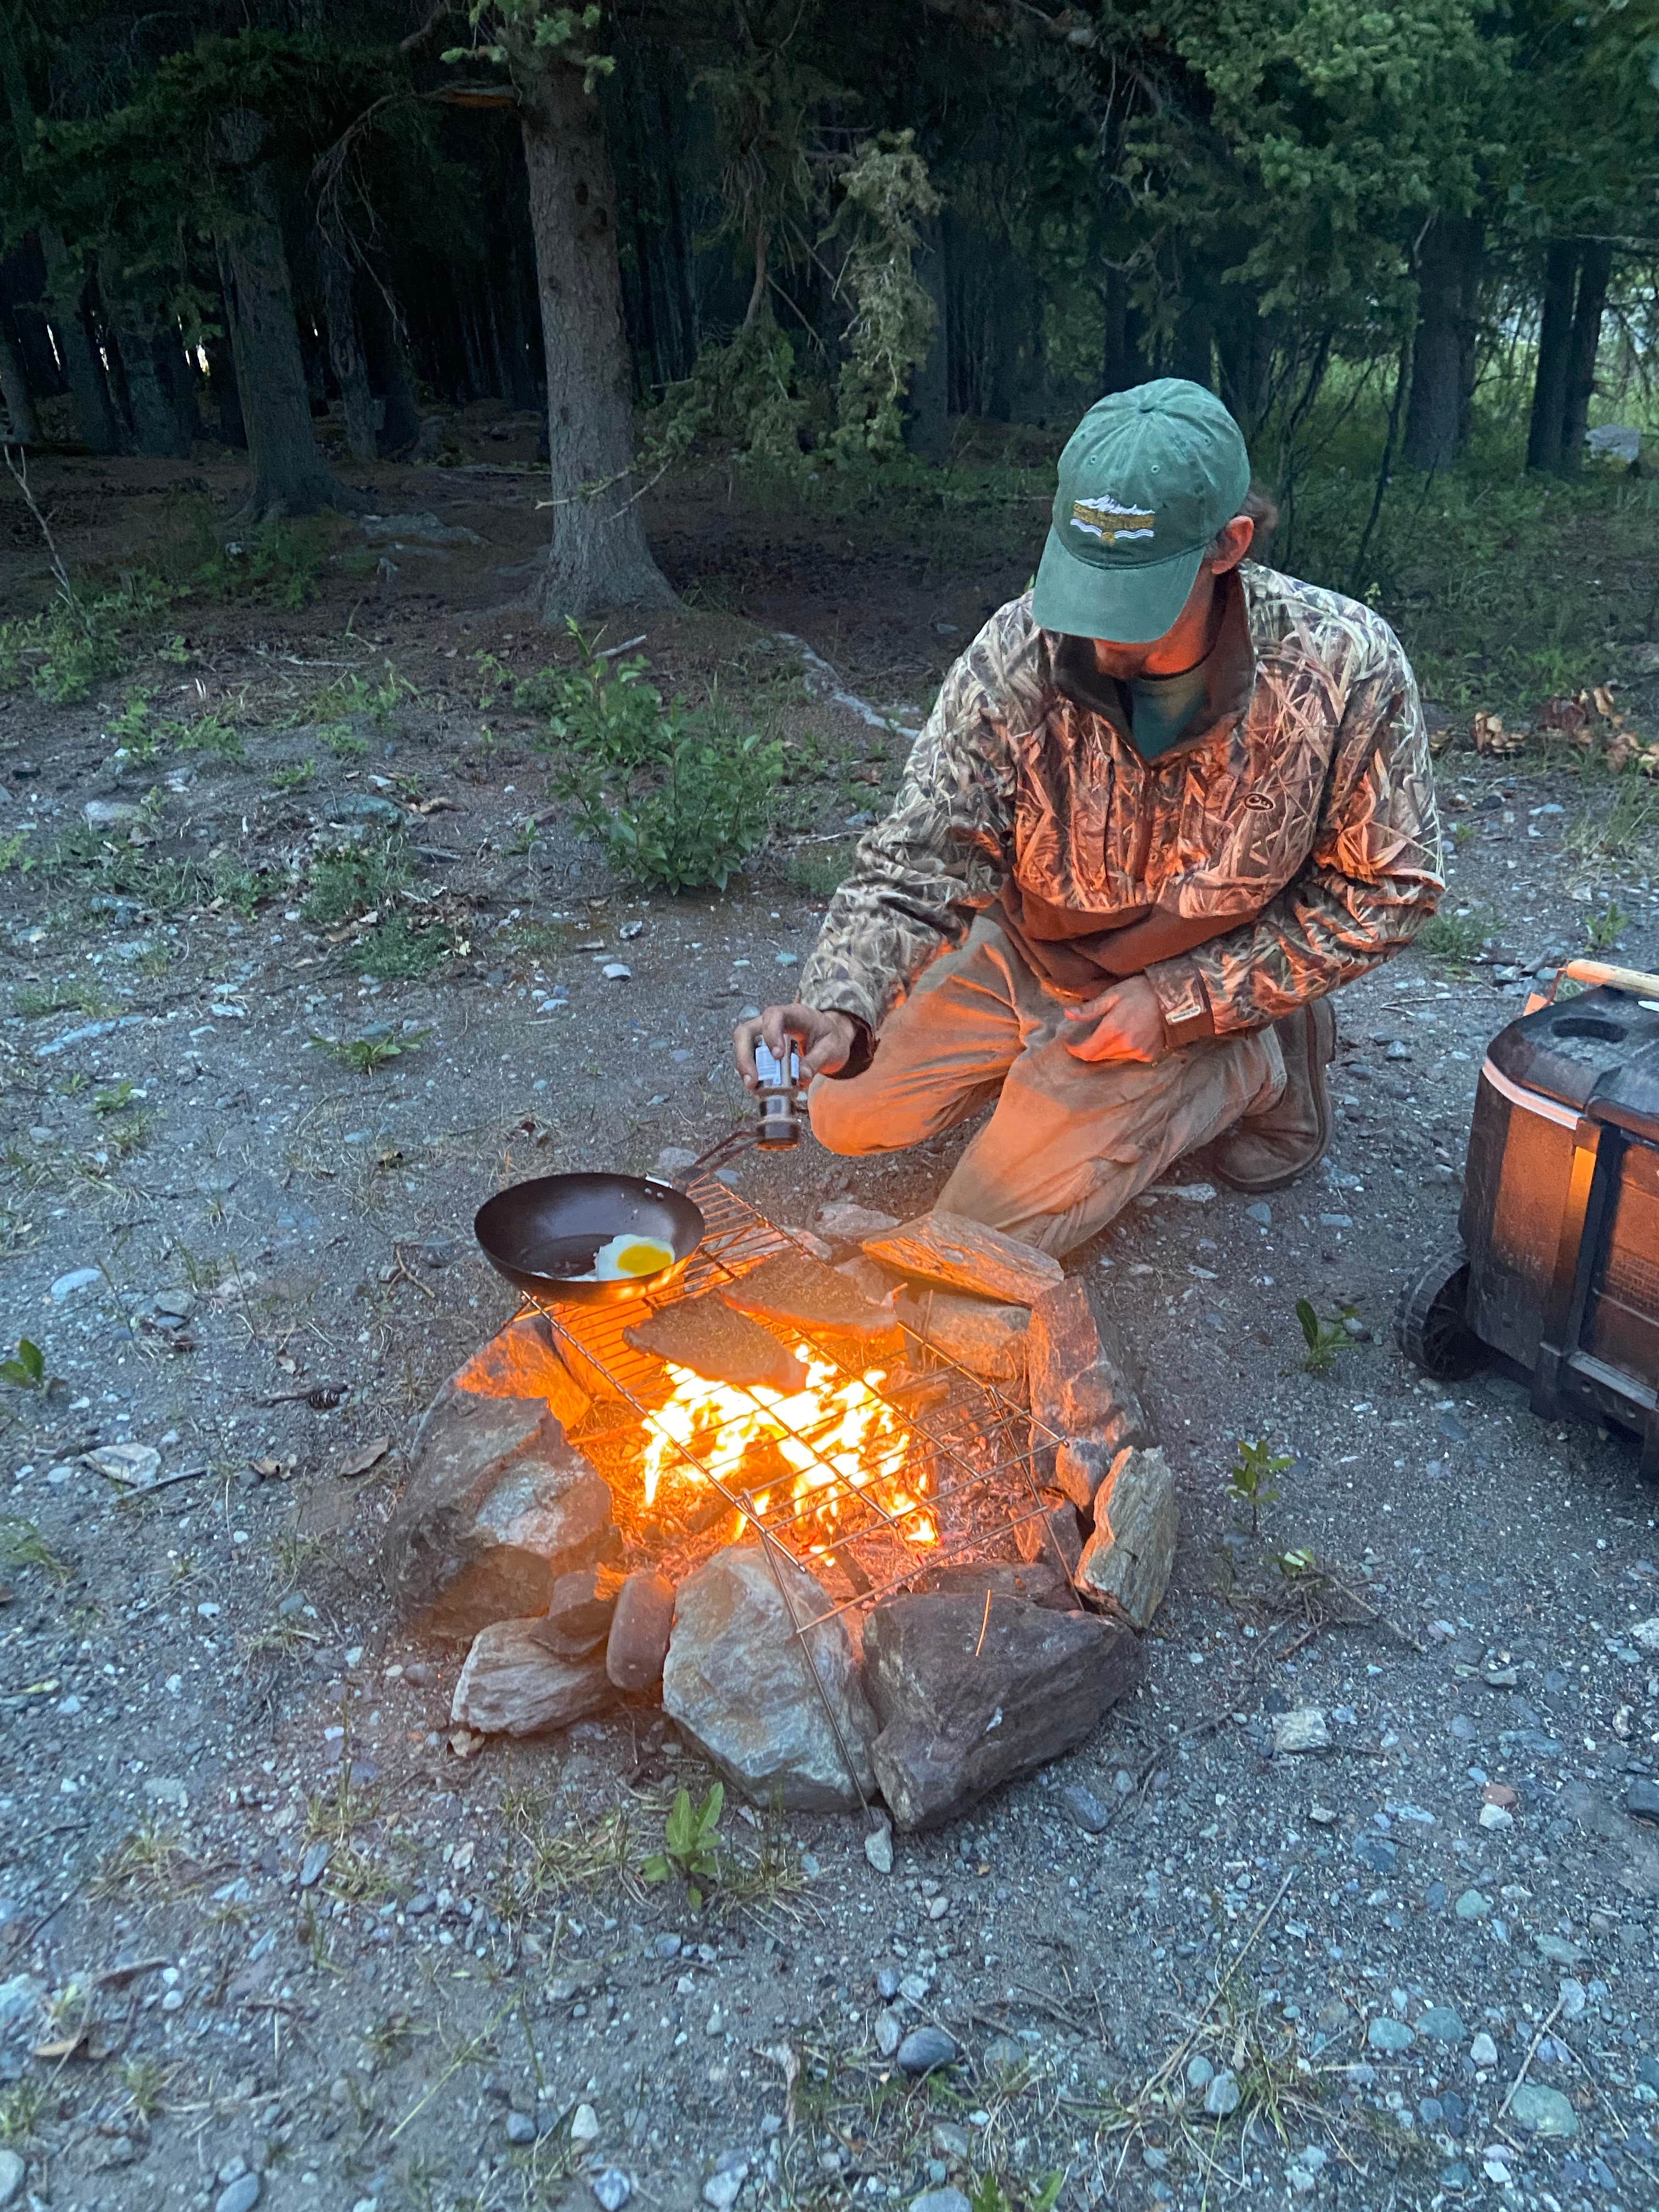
left=517, top=1173, right=1069, bottom=1633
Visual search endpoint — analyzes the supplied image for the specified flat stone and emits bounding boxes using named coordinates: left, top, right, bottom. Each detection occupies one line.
left=895, top=2026, right=957, bottom=2075
left=1073, top=1446, right=1177, bottom=1629
left=1062, top=1783, right=1112, bottom=1835
left=0, top=2152, right=24, bottom=2210
left=1367, top=2017, right=1415, bottom=2053
left=1014, top=1499, right=1084, bottom=1577
left=505, top=2110, right=538, bottom=2145
left=606, top=1570, right=676, bottom=1693
left=1273, top=1708, right=1330, bottom=1755
left=449, top=1314, right=590, bottom=1429
left=910, top=2192, right=971, bottom=2212
left=874, top=2007, right=901, bottom=2056
left=703, top=2166, right=746, bottom=2210
left=817, top=1200, right=900, bottom=1242
left=1204, top=2069, right=1240, bottom=2115
left=1416, top=2007, right=1466, bottom=2044
left=862, top=1210, right=1063, bottom=1306
left=450, top=1618, right=612, bottom=1735
left=662, top=1545, right=877, bottom=1810
left=914, top=1559, right=1073, bottom=1611
left=895, top=1287, right=1030, bottom=1390
left=862, top=1592, right=1141, bottom=1830
left=216, top=2179, right=261, bottom=2212
left=298, top=1841, right=330, bottom=1889
left=591, top=2170, right=632, bottom=2212
left=571, top=2103, right=601, bottom=2145
left=1027, top=1278, right=1154, bottom=1510
left=84, top=798, right=142, bottom=827
left=50, top=1266, right=103, bottom=1301
left=538, top=1565, right=620, bottom=1657
left=381, top=1392, right=618, bottom=1640
left=864, top=1820, right=894, bottom=1875
left=1454, top=1889, right=1492, bottom=1920
left=1626, top=1778, right=1659, bottom=1822
left=1470, top=2033, right=1498, bottom=2067
left=1536, top=1932, right=1584, bottom=1966
left=1509, top=2084, right=1577, bottom=2138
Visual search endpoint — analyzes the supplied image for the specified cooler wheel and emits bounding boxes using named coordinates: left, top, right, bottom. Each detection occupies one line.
left=1396, top=1243, right=1483, bottom=1380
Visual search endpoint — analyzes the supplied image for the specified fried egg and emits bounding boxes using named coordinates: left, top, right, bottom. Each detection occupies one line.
left=592, top=1232, right=676, bottom=1282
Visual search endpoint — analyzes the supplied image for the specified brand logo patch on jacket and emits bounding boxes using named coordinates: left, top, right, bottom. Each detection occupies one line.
left=1243, top=793, right=1274, bottom=812
left=1070, top=495, right=1155, bottom=545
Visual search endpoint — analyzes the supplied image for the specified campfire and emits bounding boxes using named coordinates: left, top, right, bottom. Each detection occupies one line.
left=636, top=1348, right=935, bottom=1558
left=387, top=1174, right=1172, bottom=1830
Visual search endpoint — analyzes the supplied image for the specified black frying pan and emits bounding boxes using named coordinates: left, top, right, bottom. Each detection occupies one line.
left=474, top=1171, right=706, bottom=1305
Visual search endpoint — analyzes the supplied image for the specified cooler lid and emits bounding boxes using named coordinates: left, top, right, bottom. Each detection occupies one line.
left=1488, top=986, right=1659, bottom=1125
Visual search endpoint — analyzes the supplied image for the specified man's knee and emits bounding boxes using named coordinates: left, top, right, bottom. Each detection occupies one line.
left=806, top=1076, right=893, bottom=1157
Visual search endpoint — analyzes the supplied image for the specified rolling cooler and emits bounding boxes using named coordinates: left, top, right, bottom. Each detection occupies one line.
left=1396, top=959, right=1659, bottom=1480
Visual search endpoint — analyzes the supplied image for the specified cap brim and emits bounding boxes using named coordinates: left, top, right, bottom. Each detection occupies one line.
left=1030, top=528, right=1205, bottom=645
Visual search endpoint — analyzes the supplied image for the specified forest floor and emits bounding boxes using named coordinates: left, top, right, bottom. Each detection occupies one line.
left=2, top=413, right=1659, bottom=2212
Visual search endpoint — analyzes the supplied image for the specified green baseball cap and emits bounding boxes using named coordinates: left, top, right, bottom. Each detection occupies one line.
left=1031, top=379, right=1252, bottom=643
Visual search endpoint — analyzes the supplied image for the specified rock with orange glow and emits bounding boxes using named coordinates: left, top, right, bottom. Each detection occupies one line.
left=450, top=1314, right=591, bottom=1429
left=1074, top=1445, right=1177, bottom=1630
left=662, top=1545, right=877, bottom=1810
left=894, top=1287, right=1029, bottom=1391
left=382, top=1393, right=619, bottom=1641
left=863, top=1592, right=1142, bottom=1830
left=606, top=1570, right=676, bottom=1694
left=450, top=1617, right=613, bottom=1736
left=1028, top=1278, right=1154, bottom=1511
left=862, top=1211, right=1064, bottom=1307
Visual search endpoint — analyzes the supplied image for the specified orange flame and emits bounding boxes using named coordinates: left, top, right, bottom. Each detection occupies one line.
left=637, top=1341, right=934, bottom=1550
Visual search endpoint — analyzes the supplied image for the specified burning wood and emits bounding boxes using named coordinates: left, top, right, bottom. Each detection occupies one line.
left=635, top=1341, right=934, bottom=1554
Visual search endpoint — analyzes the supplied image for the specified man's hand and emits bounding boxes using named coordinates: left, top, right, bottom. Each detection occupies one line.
left=734, top=1003, right=857, bottom=1087
left=1062, top=974, right=1169, bottom=1064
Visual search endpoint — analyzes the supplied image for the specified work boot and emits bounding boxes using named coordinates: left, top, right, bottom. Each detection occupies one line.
left=1205, top=997, right=1336, bottom=1193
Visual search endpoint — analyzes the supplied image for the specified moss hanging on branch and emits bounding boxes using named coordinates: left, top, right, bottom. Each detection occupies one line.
left=824, top=129, right=940, bottom=464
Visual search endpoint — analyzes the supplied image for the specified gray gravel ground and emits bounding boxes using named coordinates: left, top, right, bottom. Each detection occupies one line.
left=2, top=616, right=1658, bottom=2212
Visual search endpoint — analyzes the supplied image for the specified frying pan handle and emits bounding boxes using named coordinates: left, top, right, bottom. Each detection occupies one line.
left=685, top=1126, right=761, bottom=1177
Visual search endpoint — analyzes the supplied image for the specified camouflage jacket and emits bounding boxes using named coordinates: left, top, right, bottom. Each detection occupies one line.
left=797, top=562, right=1443, bottom=1048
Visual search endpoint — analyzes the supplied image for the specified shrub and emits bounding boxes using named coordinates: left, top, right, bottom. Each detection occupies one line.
left=0, top=574, right=176, bottom=705
left=341, top=915, right=453, bottom=979
left=539, top=636, right=783, bottom=892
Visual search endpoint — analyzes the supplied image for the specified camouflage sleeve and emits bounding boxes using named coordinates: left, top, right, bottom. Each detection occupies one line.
left=1145, top=640, right=1444, bottom=1040
left=796, top=610, right=1030, bottom=1034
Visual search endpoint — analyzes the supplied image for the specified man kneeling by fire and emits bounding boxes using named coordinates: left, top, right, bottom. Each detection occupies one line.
left=735, top=379, right=1444, bottom=1256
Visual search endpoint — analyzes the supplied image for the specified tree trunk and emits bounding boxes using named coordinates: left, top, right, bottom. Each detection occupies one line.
left=111, top=308, right=191, bottom=458
left=1403, top=213, right=1481, bottom=471
left=1170, top=297, right=1213, bottom=390
left=319, top=239, right=382, bottom=464
left=517, top=55, right=673, bottom=619
left=204, top=320, right=246, bottom=448
left=0, top=307, right=35, bottom=441
left=216, top=124, right=363, bottom=519
left=1527, top=239, right=1576, bottom=472
left=1100, top=264, right=1145, bottom=395
left=1560, top=236, right=1612, bottom=475
left=359, top=276, right=421, bottom=457
left=39, top=232, right=120, bottom=452
left=1217, top=300, right=1271, bottom=430
left=905, top=215, right=949, bottom=462
left=505, top=251, right=540, bottom=409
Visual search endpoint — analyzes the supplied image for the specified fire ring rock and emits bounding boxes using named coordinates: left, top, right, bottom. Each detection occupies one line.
left=451, top=1618, right=613, bottom=1736
left=662, top=1544, right=877, bottom=1810
left=862, top=1590, right=1143, bottom=1830
left=382, top=1392, right=620, bottom=1641
left=1074, top=1444, right=1177, bottom=1630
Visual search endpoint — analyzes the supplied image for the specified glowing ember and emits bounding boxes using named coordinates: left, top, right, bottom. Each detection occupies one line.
left=637, top=1342, right=934, bottom=1550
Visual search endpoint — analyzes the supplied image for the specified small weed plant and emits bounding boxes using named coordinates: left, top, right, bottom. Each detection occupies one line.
left=0, top=572, right=175, bottom=704
left=643, top=1781, right=724, bottom=1908
left=1, top=1337, right=46, bottom=1390
left=0, top=1514, right=69, bottom=1582
left=1586, top=900, right=1628, bottom=951
left=270, top=758, right=315, bottom=793
left=302, top=837, right=411, bottom=926
left=1296, top=1296, right=1352, bottom=1375
left=194, top=518, right=326, bottom=609
left=1417, top=903, right=1493, bottom=969
left=1226, top=1437, right=1294, bottom=1537
left=311, top=1027, right=430, bottom=1074
left=341, top=916, right=452, bottom=980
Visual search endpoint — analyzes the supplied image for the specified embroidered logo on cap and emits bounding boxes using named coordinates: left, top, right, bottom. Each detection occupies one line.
left=1070, top=494, right=1155, bottom=545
